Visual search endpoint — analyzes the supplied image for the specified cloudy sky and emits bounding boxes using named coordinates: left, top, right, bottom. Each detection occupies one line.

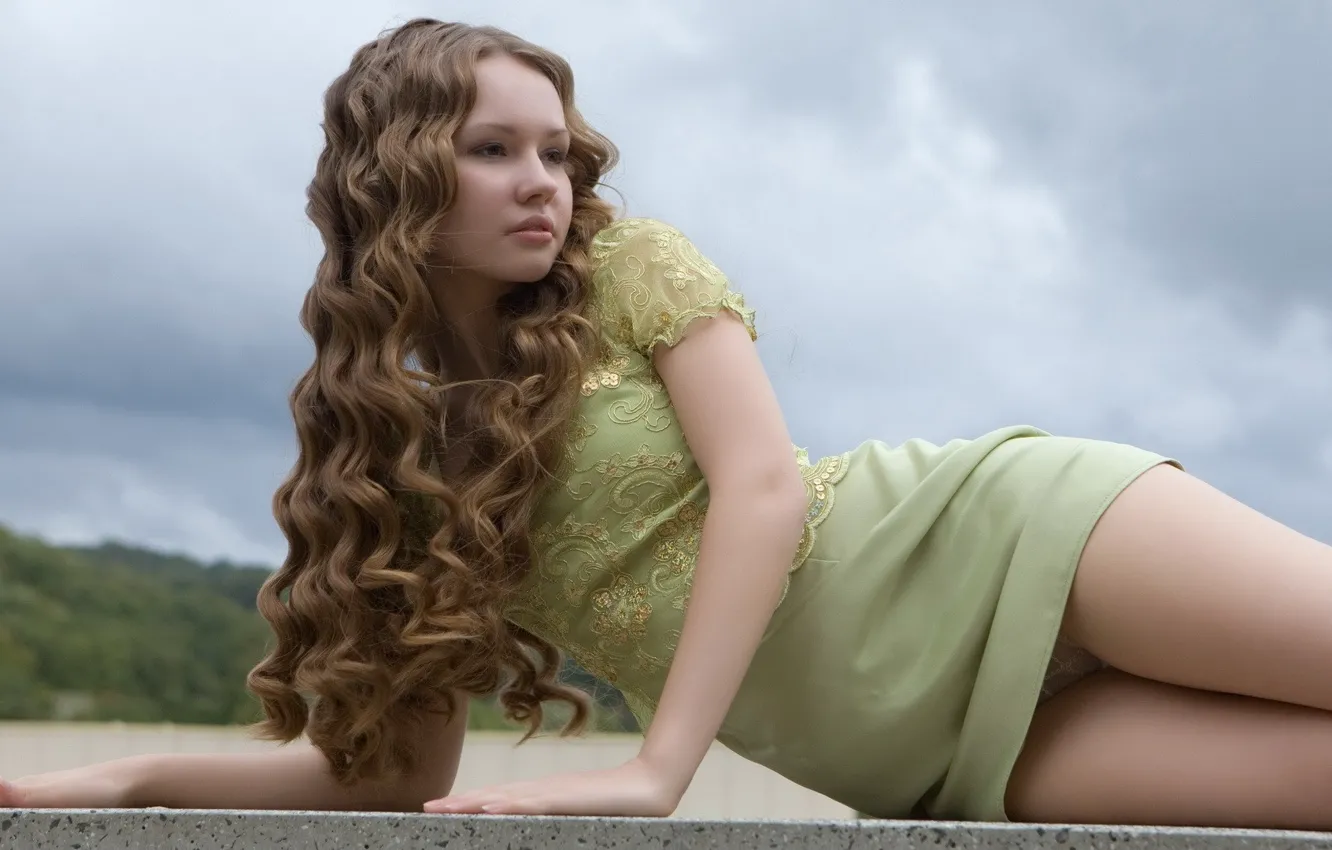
left=2, top=0, right=1330, bottom=567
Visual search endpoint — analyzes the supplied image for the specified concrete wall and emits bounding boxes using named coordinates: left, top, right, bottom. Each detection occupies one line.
left=5, top=810, right=1330, bottom=850
left=7, top=724, right=1330, bottom=849
left=0, top=722, right=854, bottom=820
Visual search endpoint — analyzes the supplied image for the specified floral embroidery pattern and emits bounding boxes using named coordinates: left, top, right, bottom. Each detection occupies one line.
left=590, top=219, right=758, bottom=352
left=591, top=575, right=653, bottom=645
left=581, top=354, right=629, bottom=396
left=793, top=448, right=849, bottom=569
left=508, top=219, right=849, bottom=720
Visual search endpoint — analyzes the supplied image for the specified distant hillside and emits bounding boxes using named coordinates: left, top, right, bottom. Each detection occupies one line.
left=70, top=541, right=274, bottom=614
left=0, top=526, right=270, bottom=724
left=0, top=526, right=636, bottom=732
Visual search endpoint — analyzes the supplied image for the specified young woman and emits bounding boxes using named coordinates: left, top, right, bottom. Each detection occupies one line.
left=5, top=18, right=1332, bottom=830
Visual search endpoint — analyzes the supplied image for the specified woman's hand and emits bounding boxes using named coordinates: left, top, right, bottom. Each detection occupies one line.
left=0, top=762, right=137, bottom=809
left=423, top=756, right=682, bottom=817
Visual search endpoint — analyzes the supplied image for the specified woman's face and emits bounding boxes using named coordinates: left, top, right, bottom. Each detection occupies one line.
left=434, top=53, right=574, bottom=292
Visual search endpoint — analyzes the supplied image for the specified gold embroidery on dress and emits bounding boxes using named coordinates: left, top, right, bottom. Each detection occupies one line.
left=606, top=373, right=672, bottom=432
left=513, top=456, right=691, bottom=685
left=514, top=446, right=848, bottom=687
left=581, top=354, right=629, bottom=396
left=647, top=500, right=705, bottom=612
left=580, top=351, right=672, bottom=432
left=506, top=218, right=850, bottom=725
left=596, top=447, right=690, bottom=538
left=529, top=518, right=623, bottom=606
left=591, top=574, right=653, bottom=646
left=589, top=218, right=758, bottom=351
left=792, top=447, right=851, bottom=571
left=567, top=417, right=597, bottom=452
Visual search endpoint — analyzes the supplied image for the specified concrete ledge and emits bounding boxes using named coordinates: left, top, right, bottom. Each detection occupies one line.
left=3, top=811, right=1332, bottom=850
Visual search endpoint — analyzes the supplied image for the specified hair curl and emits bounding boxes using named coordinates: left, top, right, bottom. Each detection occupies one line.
left=245, top=18, right=620, bottom=787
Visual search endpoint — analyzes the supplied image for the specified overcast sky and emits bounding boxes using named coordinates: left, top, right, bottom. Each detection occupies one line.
left=2, top=0, right=1330, bottom=567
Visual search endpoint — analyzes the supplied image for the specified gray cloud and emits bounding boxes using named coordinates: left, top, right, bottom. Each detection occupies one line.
left=690, top=1, right=1332, bottom=310
left=2, top=0, right=1329, bottom=564
left=2, top=230, right=309, bottom=428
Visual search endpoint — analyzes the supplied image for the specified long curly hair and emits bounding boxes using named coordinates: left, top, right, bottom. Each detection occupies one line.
left=245, top=18, right=620, bottom=787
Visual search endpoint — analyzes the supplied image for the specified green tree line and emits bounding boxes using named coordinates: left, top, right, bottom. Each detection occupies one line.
left=0, top=525, right=637, bottom=733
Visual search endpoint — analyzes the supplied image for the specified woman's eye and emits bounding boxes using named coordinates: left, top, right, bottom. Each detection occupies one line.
left=471, top=143, right=567, bottom=165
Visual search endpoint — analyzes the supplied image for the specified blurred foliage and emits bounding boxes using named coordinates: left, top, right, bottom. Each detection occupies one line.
left=0, top=525, right=638, bottom=734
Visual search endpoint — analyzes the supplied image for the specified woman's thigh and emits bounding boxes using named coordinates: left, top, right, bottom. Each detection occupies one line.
left=1062, top=463, right=1332, bottom=710
left=1007, top=668, right=1332, bottom=830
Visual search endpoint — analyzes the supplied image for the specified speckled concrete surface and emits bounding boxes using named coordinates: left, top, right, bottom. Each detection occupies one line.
left=3, top=811, right=1332, bottom=850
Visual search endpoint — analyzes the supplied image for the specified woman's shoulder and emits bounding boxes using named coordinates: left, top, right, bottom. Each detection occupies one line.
left=587, top=216, right=730, bottom=287
left=589, top=216, right=684, bottom=266
left=585, top=216, right=755, bottom=352
left=590, top=216, right=679, bottom=245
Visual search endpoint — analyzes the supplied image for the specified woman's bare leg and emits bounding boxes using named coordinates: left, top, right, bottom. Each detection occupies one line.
left=1065, top=463, right=1332, bottom=711
left=1007, top=463, right=1332, bottom=826
left=1007, top=669, right=1332, bottom=829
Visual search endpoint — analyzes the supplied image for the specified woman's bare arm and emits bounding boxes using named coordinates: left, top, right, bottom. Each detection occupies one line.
left=6, top=698, right=468, bottom=812
left=638, top=311, right=809, bottom=795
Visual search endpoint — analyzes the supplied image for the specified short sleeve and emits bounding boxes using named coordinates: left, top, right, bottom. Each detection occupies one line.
left=589, top=218, right=758, bottom=354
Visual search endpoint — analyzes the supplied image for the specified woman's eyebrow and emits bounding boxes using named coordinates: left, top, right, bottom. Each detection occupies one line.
left=463, top=122, right=570, bottom=138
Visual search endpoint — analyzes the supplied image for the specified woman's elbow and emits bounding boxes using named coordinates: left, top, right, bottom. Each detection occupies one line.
left=715, top=466, right=808, bottom=519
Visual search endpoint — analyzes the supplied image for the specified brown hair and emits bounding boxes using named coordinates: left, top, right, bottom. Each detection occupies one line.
left=244, top=18, right=619, bottom=786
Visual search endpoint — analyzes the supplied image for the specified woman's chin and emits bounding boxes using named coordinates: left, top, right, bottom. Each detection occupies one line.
left=504, top=257, right=560, bottom=284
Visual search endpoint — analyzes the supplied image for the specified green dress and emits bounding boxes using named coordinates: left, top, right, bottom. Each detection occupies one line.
left=504, top=217, right=1176, bottom=821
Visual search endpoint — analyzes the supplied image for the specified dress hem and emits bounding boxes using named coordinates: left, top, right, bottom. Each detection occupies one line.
left=934, top=444, right=1181, bottom=822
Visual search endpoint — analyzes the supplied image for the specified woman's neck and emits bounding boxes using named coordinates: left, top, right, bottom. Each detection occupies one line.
left=435, top=310, right=503, bottom=383
left=428, top=274, right=512, bottom=383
